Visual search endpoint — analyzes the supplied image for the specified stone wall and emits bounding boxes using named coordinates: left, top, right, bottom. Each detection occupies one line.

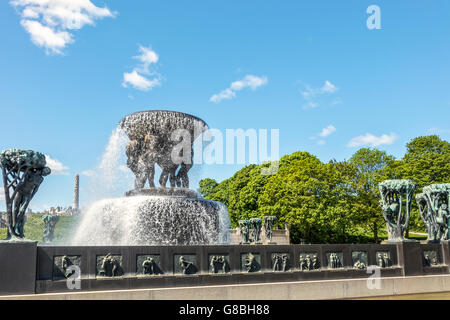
left=1, top=241, right=450, bottom=295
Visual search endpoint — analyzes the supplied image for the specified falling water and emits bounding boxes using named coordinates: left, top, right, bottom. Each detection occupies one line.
left=83, top=127, right=133, bottom=203
left=71, top=194, right=230, bottom=246
left=71, top=112, right=231, bottom=246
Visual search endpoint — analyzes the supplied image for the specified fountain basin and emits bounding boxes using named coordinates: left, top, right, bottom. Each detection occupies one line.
left=71, top=189, right=230, bottom=246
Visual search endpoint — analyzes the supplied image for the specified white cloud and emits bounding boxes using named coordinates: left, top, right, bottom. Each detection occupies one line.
left=134, top=45, right=159, bottom=69
left=45, top=155, right=69, bottom=175
left=301, top=80, right=339, bottom=109
left=21, top=20, right=73, bottom=53
left=10, top=0, right=116, bottom=54
left=319, top=125, right=336, bottom=137
left=122, top=45, right=161, bottom=91
left=210, top=88, right=236, bottom=103
left=210, top=74, right=268, bottom=103
left=347, top=133, right=398, bottom=148
left=311, top=125, right=336, bottom=145
left=230, top=75, right=268, bottom=91
left=321, top=80, right=337, bottom=93
left=122, top=70, right=160, bottom=91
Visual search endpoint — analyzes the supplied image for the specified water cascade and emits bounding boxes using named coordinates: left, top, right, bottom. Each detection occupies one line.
left=71, top=110, right=231, bottom=246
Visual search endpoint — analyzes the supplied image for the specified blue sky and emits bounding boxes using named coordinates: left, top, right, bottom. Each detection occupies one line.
left=0, top=0, right=449, bottom=211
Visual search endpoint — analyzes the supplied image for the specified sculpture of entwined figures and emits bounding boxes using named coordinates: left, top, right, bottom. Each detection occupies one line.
left=126, top=135, right=186, bottom=189
left=299, top=253, right=320, bottom=271
left=120, top=110, right=208, bottom=189
left=263, top=216, right=277, bottom=243
left=243, top=253, right=260, bottom=272
left=61, top=255, right=73, bottom=278
left=142, top=256, right=162, bottom=275
left=272, top=253, right=289, bottom=272
left=0, top=149, right=51, bottom=240
left=416, top=184, right=450, bottom=242
left=210, top=255, right=230, bottom=273
left=379, top=179, right=415, bottom=242
left=423, top=251, right=438, bottom=267
left=328, top=253, right=342, bottom=269
left=238, top=220, right=251, bottom=244
left=179, top=256, right=197, bottom=274
left=376, top=252, right=391, bottom=268
left=42, top=214, right=59, bottom=243
left=250, top=218, right=262, bottom=244
left=352, top=252, right=367, bottom=269
left=99, top=254, right=123, bottom=277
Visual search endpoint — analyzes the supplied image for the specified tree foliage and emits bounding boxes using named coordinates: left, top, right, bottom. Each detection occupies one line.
left=199, top=136, right=450, bottom=244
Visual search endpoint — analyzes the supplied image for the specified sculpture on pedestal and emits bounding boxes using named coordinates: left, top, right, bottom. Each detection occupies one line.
left=263, top=216, right=276, bottom=243
left=379, top=179, right=415, bottom=242
left=0, top=148, right=51, bottom=240
left=42, top=214, right=59, bottom=243
left=249, top=218, right=262, bottom=244
left=238, top=220, right=251, bottom=244
left=416, top=184, right=450, bottom=242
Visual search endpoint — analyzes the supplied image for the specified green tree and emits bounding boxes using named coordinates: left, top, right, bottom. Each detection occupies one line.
left=349, top=148, right=395, bottom=243
left=198, top=136, right=449, bottom=244
left=198, top=178, right=218, bottom=198
left=400, top=135, right=450, bottom=231
left=402, top=135, right=450, bottom=186
left=258, top=152, right=339, bottom=243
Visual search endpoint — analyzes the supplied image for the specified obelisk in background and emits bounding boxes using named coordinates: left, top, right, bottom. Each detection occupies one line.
left=73, top=174, right=79, bottom=214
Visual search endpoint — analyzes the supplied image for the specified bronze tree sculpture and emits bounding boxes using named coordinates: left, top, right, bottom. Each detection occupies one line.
left=0, top=149, right=51, bottom=240
left=416, top=184, right=450, bottom=242
left=379, top=179, right=415, bottom=242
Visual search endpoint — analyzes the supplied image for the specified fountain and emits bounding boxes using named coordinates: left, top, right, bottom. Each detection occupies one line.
left=71, top=110, right=231, bottom=246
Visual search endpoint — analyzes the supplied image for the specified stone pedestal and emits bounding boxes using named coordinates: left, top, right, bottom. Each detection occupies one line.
left=0, top=241, right=37, bottom=294
left=395, top=241, right=423, bottom=276
left=440, top=241, right=450, bottom=273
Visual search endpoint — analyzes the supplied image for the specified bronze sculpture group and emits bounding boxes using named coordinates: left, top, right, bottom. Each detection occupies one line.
left=299, top=253, right=320, bottom=271
left=42, top=214, right=59, bottom=243
left=0, top=149, right=51, bottom=241
left=99, top=254, right=123, bottom=277
left=119, top=110, right=208, bottom=189
left=379, top=179, right=450, bottom=243
left=379, top=179, right=415, bottom=242
left=416, top=184, right=450, bottom=242
left=239, top=216, right=276, bottom=244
